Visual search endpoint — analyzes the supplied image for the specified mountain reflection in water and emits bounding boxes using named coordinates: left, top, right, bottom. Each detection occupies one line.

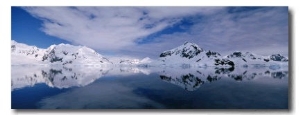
left=159, top=66, right=288, bottom=91
left=12, top=65, right=288, bottom=91
left=11, top=65, right=288, bottom=109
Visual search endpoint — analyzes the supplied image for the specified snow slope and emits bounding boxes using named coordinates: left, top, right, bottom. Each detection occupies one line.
left=159, top=42, right=288, bottom=68
left=159, top=42, right=234, bottom=67
left=11, top=40, right=47, bottom=65
left=11, top=40, right=152, bottom=67
left=11, top=40, right=288, bottom=68
left=42, top=43, right=113, bottom=65
left=225, top=51, right=288, bottom=67
left=11, top=40, right=114, bottom=66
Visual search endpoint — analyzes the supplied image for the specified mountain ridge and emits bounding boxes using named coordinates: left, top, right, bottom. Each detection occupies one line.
left=11, top=40, right=288, bottom=67
left=159, top=42, right=288, bottom=67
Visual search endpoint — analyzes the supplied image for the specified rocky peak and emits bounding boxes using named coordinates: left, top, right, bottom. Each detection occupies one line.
left=159, top=42, right=204, bottom=59
left=270, top=54, right=288, bottom=62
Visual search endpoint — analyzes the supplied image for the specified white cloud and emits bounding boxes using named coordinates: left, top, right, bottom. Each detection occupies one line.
left=117, top=7, right=288, bottom=58
left=23, top=7, right=288, bottom=58
left=143, top=7, right=223, bottom=19
left=192, top=7, right=289, bottom=56
left=23, top=7, right=223, bottom=52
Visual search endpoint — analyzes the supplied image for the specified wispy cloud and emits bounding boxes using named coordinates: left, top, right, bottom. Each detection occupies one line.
left=190, top=7, right=288, bottom=56
left=117, top=7, right=289, bottom=58
left=24, top=7, right=222, bottom=51
left=23, top=7, right=288, bottom=58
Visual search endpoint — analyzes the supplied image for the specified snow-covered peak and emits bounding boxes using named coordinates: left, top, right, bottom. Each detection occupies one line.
left=159, top=42, right=288, bottom=68
left=160, top=42, right=204, bottom=59
left=269, top=54, right=288, bottom=62
left=120, top=59, right=140, bottom=64
left=11, top=40, right=288, bottom=68
left=11, top=40, right=42, bottom=53
left=42, top=43, right=112, bottom=65
left=11, top=40, right=46, bottom=65
left=226, top=51, right=258, bottom=59
left=225, top=51, right=288, bottom=63
left=118, top=57, right=152, bottom=65
left=225, top=51, right=261, bottom=62
left=11, top=40, right=113, bottom=65
left=11, top=40, right=153, bottom=66
left=159, top=42, right=234, bottom=67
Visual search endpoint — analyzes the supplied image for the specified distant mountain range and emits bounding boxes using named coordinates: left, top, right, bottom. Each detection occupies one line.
left=11, top=40, right=288, bottom=67
left=11, top=40, right=289, bottom=91
left=159, top=42, right=288, bottom=67
left=11, top=40, right=149, bottom=66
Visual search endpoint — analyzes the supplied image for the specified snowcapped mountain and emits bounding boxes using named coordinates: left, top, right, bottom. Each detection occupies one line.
left=119, top=59, right=140, bottom=64
left=11, top=40, right=288, bottom=68
left=41, top=43, right=113, bottom=65
left=118, top=57, right=152, bottom=66
left=225, top=51, right=288, bottom=66
left=269, top=54, right=288, bottom=62
left=11, top=40, right=153, bottom=66
left=159, top=42, right=234, bottom=67
left=11, top=40, right=114, bottom=65
left=159, top=42, right=288, bottom=68
left=11, top=40, right=46, bottom=65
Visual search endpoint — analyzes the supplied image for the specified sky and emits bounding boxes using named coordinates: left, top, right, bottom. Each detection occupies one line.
left=11, top=7, right=289, bottom=59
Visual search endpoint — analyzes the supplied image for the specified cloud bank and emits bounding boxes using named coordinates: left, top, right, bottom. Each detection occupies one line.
left=24, top=7, right=288, bottom=58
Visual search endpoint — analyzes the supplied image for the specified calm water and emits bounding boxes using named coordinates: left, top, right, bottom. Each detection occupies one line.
left=11, top=65, right=289, bottom=109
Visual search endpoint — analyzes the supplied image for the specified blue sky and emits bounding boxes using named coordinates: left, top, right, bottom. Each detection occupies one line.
left=11, top=7, right=288, bottom=59
left=12, top=7, right=71, bottom=48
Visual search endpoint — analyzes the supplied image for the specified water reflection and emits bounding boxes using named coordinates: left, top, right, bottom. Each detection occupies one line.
left=159, top=66, right=288, bottom=91
left=160, top=74, right=205, bottom=91
left=11, top=65, right=150, bottom=90
left=12, top=65, right=288, bottom=91
left=11, top=65, right=288, bottom=109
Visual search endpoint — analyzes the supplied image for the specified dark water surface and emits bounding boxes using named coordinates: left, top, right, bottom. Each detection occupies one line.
left=11, top=65, right=288, bottom=109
